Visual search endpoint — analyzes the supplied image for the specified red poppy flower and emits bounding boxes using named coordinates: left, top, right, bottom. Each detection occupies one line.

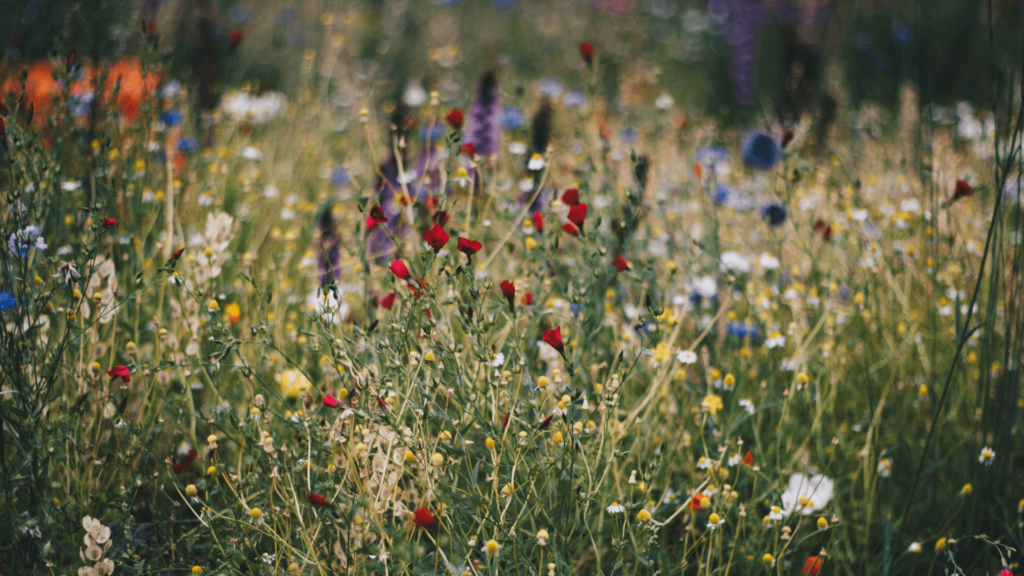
left=423, top=224, right=449, bottom=252
left=561, top=188, right=580, bottom=206
left=461, top=143, right=476, bottom=157
left=380, top=292, right=396, bottom=310
left=688, top=494, right=704, bottom=510
left=521, top=291, right=533, bottom=306
left=561, top=223, right=580, bottom=236
left=579, top=42, right=594, bottom=65
left=307, top=492, right=330, bottom=508
left=412, top=506, right=438, bottom=530
left=389, top=259, right=410, bottom=280
left=500, top=280, right=516, bottom=310
left=101, top=217, right=118, bottom=230
left=953, top=179, right=973, bottom=200
left=567, top=204, right=588, bottom=232
left=107, top=365, right=131, bottom=383
left=532, top=212, right=544, bottom=233
left=229, top=29, right=244, bottom=48
left=541, top=327, right=565, bottom=357
left=457, top=237, right=482, bottom=257
left=170, top=247, right=184, bottom=260
left=323, top=394, right=342, bottom=408
left=367, top=205, right=388, bottom=229
left=172, top=449, right=197, bottom=474
left=743, top=450, right=753, bottom=466
left=445, top=109, right=464, bottom=130
left=801, top=556, right=823, bottom=576
left=612, top=254, right=629, bottom=272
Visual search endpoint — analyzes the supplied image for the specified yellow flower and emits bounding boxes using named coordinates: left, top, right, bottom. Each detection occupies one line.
left=192, top=566, right=203, bottom=575
left=960, top=483, right=972, bottom=497
left=935, top=537, right=947, bottom=552
left=636, top=509, right=652, bottom=523
left=484, top=539, right=500, bottom=555
left=702, top=394, right=723, bottom=415
left=486, top=438, right=496, bottom=450
left=404, top=449, right=417, bottom=462
left=185, top=484, right=198, bottom=497
left=276, top=369, right=312, bottom=398
left=817, top=517, right=828, bottom=530
left=224, top=302, right=241, bottom=323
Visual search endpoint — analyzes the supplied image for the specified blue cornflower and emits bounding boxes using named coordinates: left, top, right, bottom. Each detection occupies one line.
left=562, top=90, right=586, bottom=108
left=695, top=145, right=731, bottom=166
left=713, top=183, right=731, bottom=205
left=761, top=202, right=787, bottom=226
left=177, top=138, right=198, bottom=153
left=0, top=291, right=16, bottom=313
left=620, top=127, right=638, bottom=144
left=419, top=123, right=444, bottom=142
left=726, top=322, right=758, bottom=339
left=499, top=106, right=526, bottom=130
left=538, top=78, right=564, bottom=98
left=891, top=23, right=912, bottom=45
left=740, top=131, right=782, bottom=170
left=160, top=109, right=183, bottom=126
left=331, top=167, right=350, bottom=188
left=8, top=225, right=47, bottom=258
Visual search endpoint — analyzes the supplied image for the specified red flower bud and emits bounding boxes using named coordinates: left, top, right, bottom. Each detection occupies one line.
left=101, top=217, right=118, bottom=230
left=172, top=449, right=197, bottom=474
left=801, top=556, right=823, bottom=576
left=170, top=248, right=184, bottom=260
left=389, top=259, right=410, bottom=280
left=380, top=292, right=396, bottom=310
left=521, top=291, right=533, bottom=306
left=323, top=394, right=342, bottom=408
left=461, top=143, right=476, bottom=157
left=367, top=205, right=388, bottom=229
left=743, top=450, right=753, bottom=466
left=561, top=188, right=580, bottom=206
left=561, top=223, right=580, bottom=236
left=445, top=109, right=464, bottom=130
left=306, top=492, right=330, bottom=508
left=500, top=280, right=515, bottom=311
left=579, top=42, right=594, bottom=65
left=532, top=212, right=544, bottom=233
left=541, top=327, right=565, bottom=357
left=953, top=179, right=973, bottom=200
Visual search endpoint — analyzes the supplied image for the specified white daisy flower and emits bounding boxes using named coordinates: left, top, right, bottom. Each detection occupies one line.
left=908, top=542, right=921, bottom=553
left=978, top=446, right=995, bottom=466
left=728, top=453, right=741, bottom=467
left=489, top=352, right=506, bottom=367
left=677, top=350, right=698, bottom=364
left=877, top=458, right=892, bottom=478
left=606, top=502, right=625, bottom=514
left=768, top=506, right=784, bottom=521
left=738, top=398, right=755, bottom=415
left=527, top=154, right=546, bottom=171
left=697, top=456, right=712, bottom=470
left=706, top=513, right=724, bottom=530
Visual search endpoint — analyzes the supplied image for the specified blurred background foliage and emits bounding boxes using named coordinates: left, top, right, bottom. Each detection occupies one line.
left=1, top=0, right=1020, bottom=121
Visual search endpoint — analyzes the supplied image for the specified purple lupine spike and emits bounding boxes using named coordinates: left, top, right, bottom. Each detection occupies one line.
left=369, top=103, right=412, bottom=258
left=466, top=70, right=500, bottom=157
left=727, top=0, right=765, bottom=107
left=316, top=206, right=341, bottom=285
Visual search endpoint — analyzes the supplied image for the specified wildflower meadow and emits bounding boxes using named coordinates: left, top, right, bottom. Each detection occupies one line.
left=1, top=1, right=1023, bottom=575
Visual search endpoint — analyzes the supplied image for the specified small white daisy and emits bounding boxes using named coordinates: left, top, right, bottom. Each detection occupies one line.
left=527, top=154, right=546, bottom=171
left=768, top=506, right=784, bottom=521
left=738, top=398, right=755, bottom=415
left=706, top=513, right=724, bottom=530
left=908, top=542, right=921, bottom=553
left=677, top=350, right=698, bottom=364
left=978, top=446, right=995, bottom=466
left=697, top=456, right=712, bottom=470
left=877, top=458, right=892, bottom=478
left=728, top=453, right=741, bottom=467
left=606, top=502, right=625, bottom=514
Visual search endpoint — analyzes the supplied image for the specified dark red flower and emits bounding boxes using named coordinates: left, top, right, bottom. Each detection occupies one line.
left=307, top=492, right=330, bottom=508
left=743, top=450, right=753, bottom=466
left=500, top=280, right=516, bottom=311
left=170, top=248, right=184, bottom=260
left=521, top=291, right=533, bottom=306
left=433, top=210, right=450, bottom=226
left=612, top=254, right=629, bottom=272
left=107, top=365, right=131, bottom=383
left=445, top=109, right=464, bottom=130
left=561, top=188, right=580, bottom=206
left=501, top=412, right=510, bottom=429
left=561, top=223, right=580, bottom=236
left=814, top=219, right=833, bottom=242
left=532, top=212, right=543, bottom=233
left=229, top=29, right=244, bottom=47
left=688, top=494, right=705, bottom=510
left=461, top=143, right=476, bottom=157
left=457, top=237, right=482, bottom=257
left=542, top=327, right=565, bottom=357
left=380, top=292, right=396, bottom=310
left=323, top=394, right=342, bottom=408
left=538, top=415, right=554, bottom=430
left=953, top=179, right=973, bottom=201
left=781, top=130, right=795, bottom=149
left=412, top=506, right=438, bottom=530
left=567, top=204, right=588, bottom=233
left=172, top=449, right=197, bottom=474
left=389, top=259, right=410, bottom=280
left=801, top=556, right=823, bottom=576
left=101, top=217, right=118, bottom=230
left=377, top=396, right=388, bottom=411
left=579, top=42, right=594, bottom=65
left=367, top=205, right=388, bottom=229
left=423, top=224, right=450, bottom=252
